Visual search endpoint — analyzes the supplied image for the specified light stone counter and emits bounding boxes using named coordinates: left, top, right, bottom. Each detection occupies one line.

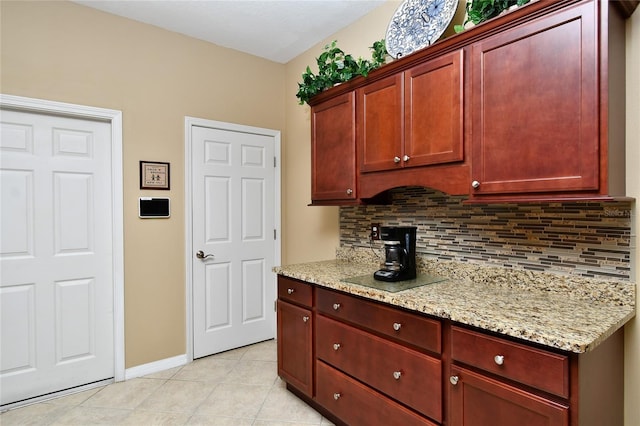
left=274, top=255, right=636, bottom=353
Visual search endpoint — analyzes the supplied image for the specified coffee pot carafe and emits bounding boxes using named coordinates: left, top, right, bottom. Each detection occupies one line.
left=374, top=226, right=417, bottom=282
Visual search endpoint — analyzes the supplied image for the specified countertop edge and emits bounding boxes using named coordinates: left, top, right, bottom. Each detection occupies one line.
left=274, top=260, right=636, bottom=354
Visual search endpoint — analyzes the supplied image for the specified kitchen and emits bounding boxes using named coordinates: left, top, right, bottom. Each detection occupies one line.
left=1, top=0, right=638, bottom=424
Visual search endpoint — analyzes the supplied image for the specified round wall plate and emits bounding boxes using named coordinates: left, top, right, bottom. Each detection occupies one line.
left=386, top=0, right=459, bottom=59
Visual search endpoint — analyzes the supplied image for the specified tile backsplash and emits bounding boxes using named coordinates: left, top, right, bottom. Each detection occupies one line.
left=340, top=187, right=633, bottom=280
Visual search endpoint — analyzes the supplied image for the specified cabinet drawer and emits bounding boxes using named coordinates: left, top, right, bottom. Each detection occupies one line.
left=278, top=276, right=313, bottom=307
left=317, top=315, right=442, bottom=422
left=316, top=360, right=437, bottom=426
left=451, top=326, right=569, bottom=398
left=316, top=287, right=441, bottom=353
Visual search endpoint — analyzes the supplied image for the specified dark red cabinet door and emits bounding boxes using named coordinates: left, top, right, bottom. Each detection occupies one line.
left=470, top=1, right=598, bottom=196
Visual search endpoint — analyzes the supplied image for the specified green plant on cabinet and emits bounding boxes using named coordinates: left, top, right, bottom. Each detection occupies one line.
left=296, top=39, right=388, bottom=106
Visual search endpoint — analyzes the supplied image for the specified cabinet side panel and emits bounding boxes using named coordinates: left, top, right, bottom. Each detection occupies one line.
left=577, top=328, right=624, bottom=426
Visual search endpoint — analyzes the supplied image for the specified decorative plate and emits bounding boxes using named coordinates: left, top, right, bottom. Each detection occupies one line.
left=385, top=0, right=459, bottom=59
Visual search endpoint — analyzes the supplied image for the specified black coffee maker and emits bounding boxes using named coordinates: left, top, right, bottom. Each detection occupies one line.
left=373, top=226, right=417, bottom=282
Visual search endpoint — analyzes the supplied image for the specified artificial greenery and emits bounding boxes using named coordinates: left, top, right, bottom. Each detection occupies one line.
left=296, top=40, right=388, bottom=105
left=454, top=0, right=530, bottom=33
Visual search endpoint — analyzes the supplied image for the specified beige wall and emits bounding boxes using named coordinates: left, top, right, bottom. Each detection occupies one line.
left=0, top=0, right=285, bottom=368
left=283, top=1, right=402, bottom=265
left=625, top=7, right=639, bottom=426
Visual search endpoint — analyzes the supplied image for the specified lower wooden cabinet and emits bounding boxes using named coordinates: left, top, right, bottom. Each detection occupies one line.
left=276, top=277, right=313, bottom=397
left=276, top=275, right=624, bottom=425
left=449, top=366, right=569, bottom=426
left=277, top=300, right=313, bottom=396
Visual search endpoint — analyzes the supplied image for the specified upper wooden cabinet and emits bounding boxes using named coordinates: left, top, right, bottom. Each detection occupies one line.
left=469, top=1, right=599, bottom=199
left=358, top=50, right=464, bottom=173
left=310, top=91, right=357, bottom=204
left=307, top=0, right=627, bottom=204
left=358, top=73, right=404, bottom=173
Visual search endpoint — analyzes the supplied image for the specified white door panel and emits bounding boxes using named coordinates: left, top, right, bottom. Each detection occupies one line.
left=0, top=109, right=114, bottom=406
left=192, top=124, right=277, bottom=358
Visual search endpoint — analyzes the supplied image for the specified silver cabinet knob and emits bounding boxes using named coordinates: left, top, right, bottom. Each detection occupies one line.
left=450, top=375, right=459, bottom=385
left=471, top=180, right=480, bottom=189
left=196, top=250, right=215, bottom=260
left=494, top=355, right=504, bottom=365
left=393, top=156, right=401, bottom=163
left=346, top=188, right=353, bottom=195
left=393, top=322, right=402, bottom=331
left=333, top=393, right=341, bottom=400
left=393, top=371, right=402, bottom=380
left=302, top=316, right=309, bottom=323
left=287, top=288, right=295, bottom=294
left=403, top=155, right=410, bottom=162
left=333, top=343, right=341, bottom=351
left=332, top=303, right=341, bottom=311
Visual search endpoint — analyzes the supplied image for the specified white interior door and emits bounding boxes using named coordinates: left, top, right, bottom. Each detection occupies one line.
left=0, top=109, right=115, bottom=406
left=191, top=123, right=277, bottom=358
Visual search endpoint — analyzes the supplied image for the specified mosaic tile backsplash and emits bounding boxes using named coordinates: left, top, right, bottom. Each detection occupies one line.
left=340, top=187, right=633, bottom=280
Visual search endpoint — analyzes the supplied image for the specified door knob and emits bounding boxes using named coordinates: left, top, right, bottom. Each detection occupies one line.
left=403, top=155, right=410, bottom=162
left=393, top=156, right=401, bottom=163
left=196, top=250, right=215, bottom=260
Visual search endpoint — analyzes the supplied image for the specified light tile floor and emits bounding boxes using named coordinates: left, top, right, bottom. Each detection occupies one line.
left=1, top=339, right=334, bottom=426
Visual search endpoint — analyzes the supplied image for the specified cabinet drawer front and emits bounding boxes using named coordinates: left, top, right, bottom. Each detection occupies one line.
left=317, top=315, right=442, bottom=421
left=451, top=326, right=569, bottom=398
left=316, top=287, right=441, bottom=353
left=449, top=366, right=569, bottom=426
left=278, top=276, right=313, bottom=307
left=316, top=360, right=437, bottom=426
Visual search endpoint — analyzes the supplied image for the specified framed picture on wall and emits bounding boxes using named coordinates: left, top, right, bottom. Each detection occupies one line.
left=140, top=161, right=170, bottom=190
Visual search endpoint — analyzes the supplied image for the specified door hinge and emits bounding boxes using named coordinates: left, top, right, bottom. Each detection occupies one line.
left=274, top=300, right=277, bottom=312
left=274, top=156, right=277, bottom=168
left=274, top=229, right=277, bottom=240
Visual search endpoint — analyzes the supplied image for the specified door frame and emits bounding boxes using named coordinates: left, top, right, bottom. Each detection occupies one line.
left=0, top=94, right=125, bottom=382
left=184, top=116, right=281, bottom=362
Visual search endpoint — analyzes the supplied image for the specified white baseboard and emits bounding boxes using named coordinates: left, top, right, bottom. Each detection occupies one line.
left=124, top=354, right=188, bottom=381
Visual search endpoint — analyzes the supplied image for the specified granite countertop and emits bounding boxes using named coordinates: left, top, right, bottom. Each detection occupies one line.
left=274, top=256, right=636, bottom=353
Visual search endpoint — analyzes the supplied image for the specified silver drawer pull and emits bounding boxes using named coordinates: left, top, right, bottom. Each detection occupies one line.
left=393, top=371, right=402, bottom=380
left=333, top=343, right=341, bottom=351
left=494, top=355, right=505, bottom=366
left=287, top=288, right=295, bottom=294
left=393, top=322, right=402, bottom=331
left=333, top=303, right=341, bottom=311
left=302, top=316, right=309, bottom=323
left=334, top=393, right=341, bottom=400
left=450, top=375, right=459, bottom=385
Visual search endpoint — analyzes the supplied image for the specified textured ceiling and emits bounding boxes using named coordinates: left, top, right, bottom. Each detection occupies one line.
left=72, top=0, right=387, bottom=63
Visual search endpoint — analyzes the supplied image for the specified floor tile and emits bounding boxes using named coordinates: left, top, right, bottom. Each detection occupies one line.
left=121, top=409, right=191, bottom=425
left=144, top=365, right=183, bottom=379
left=186, top=415, right=254, bottom=425
left=81, top=378, right=165, bottom=410
left=241, top=339, right=277, bottom=362
left=136, top=380, right=216, bottom=414
left=195, top=382, right=271, bottom=418
left=49, top=406, right=132, bottom=425
left=0, top=402, right=66, bottom=426
left=46, top=387, right=104, bottom=406
left=172, top=357, right=237, bottom=383
left=224, top=360, right=278, bottom=386
left=256, top=381, right=323, bottom=424
left=209, top=345, right=248, bottom=360
left=0, top=339, right=332, bottom=426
